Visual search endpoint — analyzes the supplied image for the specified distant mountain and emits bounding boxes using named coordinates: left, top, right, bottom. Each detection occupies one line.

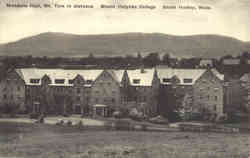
left=0, top=32, right=250, bottom=58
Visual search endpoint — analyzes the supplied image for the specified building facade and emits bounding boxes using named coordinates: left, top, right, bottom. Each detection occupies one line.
left=0, top=67, right=225, bottom=119
left=157, top=68, right=224, bottom=119
left=121, top=68, right=160, bottom=116
left=0, top=69, right=26, bottom=113
left=193, top=70, right=224, bottom=117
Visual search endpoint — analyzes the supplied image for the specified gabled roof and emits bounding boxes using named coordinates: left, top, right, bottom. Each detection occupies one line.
left=15, top=68, right=103, bottom=87
left=106, top=70, right=124, bottom=83
left=157, top=68, right=224, bottom=85
left=211, top=69, right=224, bottom=81
left=127, top=68, right=155, bottom=86
left=157, top=68, right=206, bottom=85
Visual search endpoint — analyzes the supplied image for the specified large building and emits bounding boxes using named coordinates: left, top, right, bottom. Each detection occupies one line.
left=0, top=67, right=225, bottom=119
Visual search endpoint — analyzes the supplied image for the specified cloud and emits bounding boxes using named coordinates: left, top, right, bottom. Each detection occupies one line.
left=0, top=0, right=250, bottom=43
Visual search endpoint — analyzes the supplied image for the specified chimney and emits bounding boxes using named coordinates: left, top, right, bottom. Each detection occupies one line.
left=140, top=65, right=145, bottom=73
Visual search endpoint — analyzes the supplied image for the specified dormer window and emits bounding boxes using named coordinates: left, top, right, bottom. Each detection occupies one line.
left=133, top=79, right=140, bottom=84
left=163, top=78, right=171, bottom=83
left=86, top=80, right=93, bottom=84
left=183, top=78, right=192, bottom=83
left=30, top=79, right=40, bottom=83
left=55, top=79, right=65, bottom=84
left=68, top=80, right=74, bottom=84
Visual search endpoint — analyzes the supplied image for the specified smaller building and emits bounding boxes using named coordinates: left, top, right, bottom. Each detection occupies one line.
left=239, top=73, right=250, bottom=113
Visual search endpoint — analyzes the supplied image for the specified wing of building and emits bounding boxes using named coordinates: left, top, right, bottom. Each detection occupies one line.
left=157, top=67, right=225, bottom=119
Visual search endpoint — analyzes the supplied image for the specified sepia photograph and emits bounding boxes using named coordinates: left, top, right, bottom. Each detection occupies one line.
left=0, top=0, right=250, bottom=157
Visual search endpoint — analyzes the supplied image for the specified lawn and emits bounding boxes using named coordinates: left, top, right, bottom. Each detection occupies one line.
left=0, top=122, right=250, bottom=158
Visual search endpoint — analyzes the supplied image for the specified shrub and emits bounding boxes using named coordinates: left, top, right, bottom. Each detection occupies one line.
left=66, top=120, right=72, bottom=126
left=113, top=111, right=123, bottom=119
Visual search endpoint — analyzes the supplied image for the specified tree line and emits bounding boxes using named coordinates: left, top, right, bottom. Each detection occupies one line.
left=1, top=51, right=250, bottom=75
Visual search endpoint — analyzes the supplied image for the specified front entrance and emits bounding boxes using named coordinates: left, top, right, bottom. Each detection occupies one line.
left=93, top=104, right=108, bottom=117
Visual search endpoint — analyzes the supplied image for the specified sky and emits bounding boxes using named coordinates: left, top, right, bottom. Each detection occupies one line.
left=0, top=0, right=250, bottom=44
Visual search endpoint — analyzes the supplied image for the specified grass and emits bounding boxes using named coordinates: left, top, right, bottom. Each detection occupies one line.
left=0, top=122, right=250, bottom=158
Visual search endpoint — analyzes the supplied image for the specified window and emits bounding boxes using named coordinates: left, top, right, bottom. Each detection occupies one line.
left=95, top=98, right=99, bottom=103
left=17, top=86, right=20, bottom=91
left=69, top=80, right=74, bottom=84
left=111, top=98, right=115, bottom=103
left=95, top=91, right=99, bottom=94
left=214, top=96, right=218, bottom=101
left=55, top=79, right=65, bottom=84
left=214, top=105, right=217, bottom=111
left=133, top=79, right=140, bottom=84
left=163, top=78, right=171, bottom=83
left=207, top=95, right=210, bottom=100
left=77, top=96, right=80, bottom=101
left=183, top=78, right=192, bottom=83
left=30, top=79, right=40, bottom=83
left=3, top=94, right=7, bottom=99
left=77, top=88, right=81, bottom=94
left=200, top=95, right=203, bottom=99
left=86, top=80, right=93, bottom=84
left=3, top=87, right=6, bottom=91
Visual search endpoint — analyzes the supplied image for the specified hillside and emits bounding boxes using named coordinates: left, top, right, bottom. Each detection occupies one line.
left=0, top=32, right=249, bottom=58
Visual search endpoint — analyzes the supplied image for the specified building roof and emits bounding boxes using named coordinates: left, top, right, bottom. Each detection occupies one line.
left=106, top=70, right=124, bottom=83
left=157, top=68, right=206, bottom=85
left=211, top=69, right=224, bottom=81
left=222, top=59, right=240, bottom=65
left=15, top=68, right=103, bottom=87
left=157, top=68, right=224, bottom=85
left=127, top=68, right=155, bottom=86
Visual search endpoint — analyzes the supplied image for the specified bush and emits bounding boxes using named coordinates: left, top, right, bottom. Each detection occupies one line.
left=129, top=108, right=144, bottom=121
left=63, top=113, right=70, bottom=117
left=56, top=119, right=64, bottom=125
left=113, top=111, right=123, bottom=119
left=66, top=120, right=72, bottom=126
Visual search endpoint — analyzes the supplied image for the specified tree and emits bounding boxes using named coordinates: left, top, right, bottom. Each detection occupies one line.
left=143, top=52, right=160, bottom=67
left=162, top=53, right=170, bottom=66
